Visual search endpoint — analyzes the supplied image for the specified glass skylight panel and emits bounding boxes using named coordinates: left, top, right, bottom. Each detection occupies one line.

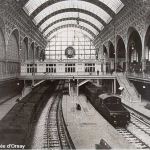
left=98, top=0, right=124, bottom=13
left=40, top=12, right=103, bottom=32
left=24, top=0, right=48, bottom=15
left=34, top=1, right=111, bottom=25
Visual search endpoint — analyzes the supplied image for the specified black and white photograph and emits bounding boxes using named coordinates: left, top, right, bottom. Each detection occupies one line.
left=0, top=0, right=150, bottom=149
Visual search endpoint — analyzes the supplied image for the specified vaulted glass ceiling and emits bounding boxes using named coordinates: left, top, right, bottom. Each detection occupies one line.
left=24, top=0, right=123, bottom=15
left=33, top=1, right=111, bottom=24
left=22, top=0, right=124, bottom=40
left=40, top=12, right=104, bottom=33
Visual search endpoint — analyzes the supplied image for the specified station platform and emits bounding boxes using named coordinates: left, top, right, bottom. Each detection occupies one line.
left=0, top=86, right=31, bottom=120
left=0, top=95, right=20, bottom=120
left=62, top=94, right=134, bottom=149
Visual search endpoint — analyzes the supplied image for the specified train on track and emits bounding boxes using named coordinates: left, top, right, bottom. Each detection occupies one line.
left=81, top=83, right=130, bottom=126
left=0, top=80, right=58, bottom=147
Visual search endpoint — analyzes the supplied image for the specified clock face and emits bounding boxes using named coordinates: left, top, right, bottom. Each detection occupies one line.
left=65, top=47, right=75, bottom=58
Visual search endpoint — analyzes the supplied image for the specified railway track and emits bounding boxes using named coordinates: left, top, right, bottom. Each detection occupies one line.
left=43, top=85, right=74, bottom=149
left=116, top=127, right=149, bottom=149
left=116, top=109, right=150, bottom=149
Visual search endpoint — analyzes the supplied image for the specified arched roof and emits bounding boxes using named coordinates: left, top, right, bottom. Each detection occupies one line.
left=42, top=17, right=101, bottom=34
left=45, top=24, right=96, bottom=39
left=18, top=0, right=125, bottom=40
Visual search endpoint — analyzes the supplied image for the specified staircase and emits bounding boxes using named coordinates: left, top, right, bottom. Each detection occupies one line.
left=115, top=72, right=141, bottom=102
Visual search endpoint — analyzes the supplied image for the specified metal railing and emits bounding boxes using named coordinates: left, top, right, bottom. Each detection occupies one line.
left=0, top=73, right=19, bottom=81
left=20, top=70, right=116, bottom=77
left=127, top=72, right=150, bottom=80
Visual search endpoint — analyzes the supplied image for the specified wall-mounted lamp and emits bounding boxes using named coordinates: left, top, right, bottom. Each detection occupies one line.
left=73, top=76, right=75, bottom=81
left=130, top=41, right=135, bottom=50
left=119, top=86, right=124, bottom=91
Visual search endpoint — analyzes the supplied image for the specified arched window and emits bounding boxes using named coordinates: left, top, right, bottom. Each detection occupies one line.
left=7, top=29, right=20, bottom=75
left=127, top=27, right=142, bottom=72
left=29, top=42, right=34, bottom=60
left=21, top=37, right=28, bottom=62
left=0, top=29, right=5, bottom=76
left=7, top=29, right=19, bottom=61
left=108, top=41, right=115, bottom=58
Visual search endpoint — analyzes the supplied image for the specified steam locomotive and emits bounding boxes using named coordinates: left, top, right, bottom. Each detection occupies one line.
left=81, top=83, right=130, bottom=126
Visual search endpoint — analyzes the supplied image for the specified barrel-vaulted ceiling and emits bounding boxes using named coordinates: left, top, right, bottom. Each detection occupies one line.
left=18, top=0, right=125, bottom=40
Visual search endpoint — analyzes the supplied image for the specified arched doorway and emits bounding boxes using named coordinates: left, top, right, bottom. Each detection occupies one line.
left=7, top=29, right=19, bottom=75
left=108, top=41, right=115, bottom=71
left=127, top=27, right=142, bottom=73
left=116, top=36, right=126, bottom=72
left=102, top=45, right=108, bottom=73
left=144, top=25, right=150, bottom=73
left=7, top=29, right=19, bottom=61
left=0, top=29, right=5, bottom=76
left=29, top=42, right=34, bottom=60
left=21, top=37, right=28, bottom=62
left=103, top=45, right=108, bottom=58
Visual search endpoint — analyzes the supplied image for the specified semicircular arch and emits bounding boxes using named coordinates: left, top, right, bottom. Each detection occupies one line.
left=46, top=24, right=96, bottom=39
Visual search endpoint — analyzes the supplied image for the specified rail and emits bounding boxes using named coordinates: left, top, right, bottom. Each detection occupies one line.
left=59, top=98, right=75, bottom=149
left=21, top=70, right=114, bottom=76
left=45, top=87, right=74, bottom=149
left=20, top=71, right=116, bottom=80
left=116, top=108, right=150, bottom=149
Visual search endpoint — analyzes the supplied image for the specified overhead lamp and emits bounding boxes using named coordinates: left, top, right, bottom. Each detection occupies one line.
left=143, top=85, right=146, bottom=89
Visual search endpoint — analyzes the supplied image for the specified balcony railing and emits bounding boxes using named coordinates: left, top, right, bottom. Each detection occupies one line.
left=127, top=72, right=150, bottom=81
left=0, top=73, right=19, bottom=81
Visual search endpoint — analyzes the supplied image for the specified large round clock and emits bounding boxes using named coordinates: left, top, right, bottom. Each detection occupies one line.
left=65, top=46, right=75, bottom=58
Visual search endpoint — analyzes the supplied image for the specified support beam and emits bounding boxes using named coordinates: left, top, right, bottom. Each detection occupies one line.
left=78, top=79, right=90, bottom=87
left=69, top=80, right=71, bottom=96
left=114, top=79, right=116, bottom=94
left=77, top=79, right=79, bottom=96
